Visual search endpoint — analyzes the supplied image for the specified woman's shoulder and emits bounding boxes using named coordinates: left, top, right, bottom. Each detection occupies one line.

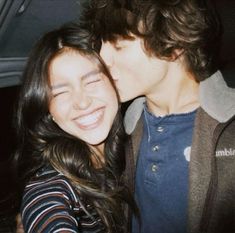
left=23, top=165, right=80, bottom=206
left=21, top=166, right=105, bottom=232
left=21, top=166, right=81, bottom=232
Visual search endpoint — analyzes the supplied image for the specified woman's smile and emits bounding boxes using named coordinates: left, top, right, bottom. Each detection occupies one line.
left=73, top=107, right=105, bottom=130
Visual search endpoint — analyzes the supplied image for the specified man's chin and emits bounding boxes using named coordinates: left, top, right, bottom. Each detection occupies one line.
left=120, top=95, right=132, bottom=103
left=120, top=94, right=143, bottom=104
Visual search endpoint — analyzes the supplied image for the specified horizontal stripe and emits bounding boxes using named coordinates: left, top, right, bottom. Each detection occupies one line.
left=21, top=167, right=105, bottom=232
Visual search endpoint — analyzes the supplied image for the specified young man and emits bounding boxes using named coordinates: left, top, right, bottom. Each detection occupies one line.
left=82, top=0, right=235, bottom=232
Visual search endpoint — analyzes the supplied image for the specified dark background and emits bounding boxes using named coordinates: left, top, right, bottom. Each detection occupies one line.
left=0, top=0, right=82, bottom=231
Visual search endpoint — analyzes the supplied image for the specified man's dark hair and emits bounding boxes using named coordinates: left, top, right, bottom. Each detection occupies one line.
left=82, top=0, right=222, bottom=81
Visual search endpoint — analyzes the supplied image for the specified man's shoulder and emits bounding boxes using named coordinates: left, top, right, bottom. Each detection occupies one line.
left=124, top=97, right=145, bottom=135
left=199, top=70, right=235, bottom=123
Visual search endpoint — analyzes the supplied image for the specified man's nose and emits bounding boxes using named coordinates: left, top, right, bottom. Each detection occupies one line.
left=100, top=42, right=114, bottom=68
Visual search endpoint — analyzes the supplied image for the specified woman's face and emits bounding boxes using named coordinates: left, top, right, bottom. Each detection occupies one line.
left=49, top=50, right=118, bottom=150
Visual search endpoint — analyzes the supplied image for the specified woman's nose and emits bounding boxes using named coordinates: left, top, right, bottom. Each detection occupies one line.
left=72, top=91, right=92, bottom=110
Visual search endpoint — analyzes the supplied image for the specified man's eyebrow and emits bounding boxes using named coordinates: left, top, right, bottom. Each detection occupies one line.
left=51, top=70, right=101, bottom=90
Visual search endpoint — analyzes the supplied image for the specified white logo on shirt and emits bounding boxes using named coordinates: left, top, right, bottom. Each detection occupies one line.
left=184, top=146, right=191, bottom=162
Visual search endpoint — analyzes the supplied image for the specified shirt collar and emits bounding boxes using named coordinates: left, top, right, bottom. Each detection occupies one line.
left=124, top=70, right=235, bottom=135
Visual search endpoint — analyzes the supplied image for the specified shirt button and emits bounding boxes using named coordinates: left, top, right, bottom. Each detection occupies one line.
left=151, top=164, right=158, bottom=172
left=156, top=126, right=164, bottom=132
left=152, top=145, right=160, bottom=152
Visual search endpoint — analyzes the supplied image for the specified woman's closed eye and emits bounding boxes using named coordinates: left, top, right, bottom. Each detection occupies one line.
left=52, top=90, right=68, bottom=98
left=84, top=76, right=102, bottom=87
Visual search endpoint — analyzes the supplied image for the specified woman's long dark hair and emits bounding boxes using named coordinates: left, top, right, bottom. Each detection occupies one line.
left=14, top=23, right=136, bottom=232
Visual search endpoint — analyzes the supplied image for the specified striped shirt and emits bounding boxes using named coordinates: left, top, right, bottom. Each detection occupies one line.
left=21, top=166, right=105, bottom=232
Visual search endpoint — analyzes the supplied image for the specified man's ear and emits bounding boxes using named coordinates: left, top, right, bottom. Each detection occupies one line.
left=170, top=49, right=185, bottom=61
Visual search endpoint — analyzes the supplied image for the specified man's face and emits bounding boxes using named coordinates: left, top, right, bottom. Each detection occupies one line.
left=100, top=36, right=169, bottom=102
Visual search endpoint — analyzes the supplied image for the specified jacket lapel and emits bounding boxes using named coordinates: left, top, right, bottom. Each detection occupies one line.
left=188, top=108, right=219, bottom=232
left=131, top=117, right=143, bottom=167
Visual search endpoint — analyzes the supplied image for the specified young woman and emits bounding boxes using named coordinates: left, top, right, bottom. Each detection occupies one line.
left=14, top=23, right=136, bottom=233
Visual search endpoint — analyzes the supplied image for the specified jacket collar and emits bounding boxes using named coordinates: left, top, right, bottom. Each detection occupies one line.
left=200, top=70, right=235, bottom=123
left=124, top=70, right=235, bottom=135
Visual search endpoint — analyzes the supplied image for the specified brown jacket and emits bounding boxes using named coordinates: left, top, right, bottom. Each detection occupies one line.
left=124, top=71, right=235, bottom=233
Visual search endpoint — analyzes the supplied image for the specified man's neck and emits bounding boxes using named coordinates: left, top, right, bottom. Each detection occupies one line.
left=146, top=71, right=200, bottom=117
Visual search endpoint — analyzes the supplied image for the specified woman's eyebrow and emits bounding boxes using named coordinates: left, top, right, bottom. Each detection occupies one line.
left=51, top=70, right=101, bottom=90
left=51, top=82, right=68, bottom=90
left=81, top=69, right=100, bottom=80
